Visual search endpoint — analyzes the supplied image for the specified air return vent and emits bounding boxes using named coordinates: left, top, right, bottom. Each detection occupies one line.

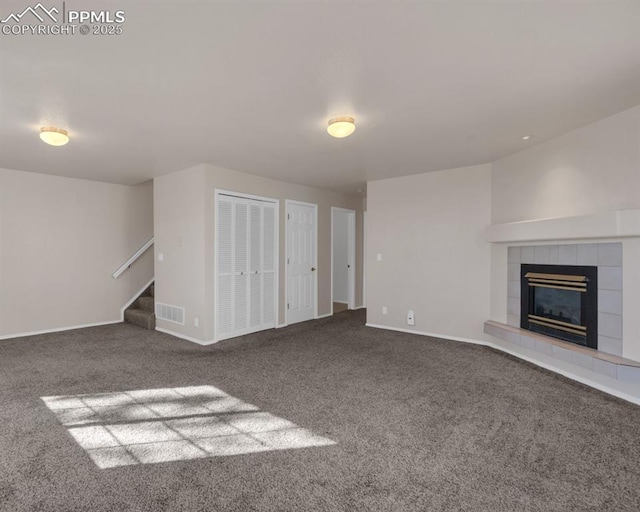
left=155, top=303, right=185, bottom=325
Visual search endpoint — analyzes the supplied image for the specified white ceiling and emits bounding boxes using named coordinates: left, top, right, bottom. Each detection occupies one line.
left=1, top=1, right=640, bottom=193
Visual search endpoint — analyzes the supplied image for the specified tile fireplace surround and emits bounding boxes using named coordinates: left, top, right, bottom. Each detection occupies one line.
left=483, top=211, right=640, bottom=399
left=485, top=241, right=640, bottom=387
left=507, top=243, right=622, bottom=355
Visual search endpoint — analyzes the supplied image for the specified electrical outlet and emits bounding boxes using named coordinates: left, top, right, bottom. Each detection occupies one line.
left=407, top=310, right=415, bottom=326
left=158, top=253, right=164, bottom=262
left=376, top=253, right=383, bottom=261
left=382, top=306, right=388, bottom=315
left=194, top=317, right=199, bottom=327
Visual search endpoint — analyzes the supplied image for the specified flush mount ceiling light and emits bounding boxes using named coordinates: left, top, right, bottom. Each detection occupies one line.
left=40, top=126, right=69, bottom=146
left=522, top=135, right=533, bottom=141
left=327, top=116, right=355, bottom=138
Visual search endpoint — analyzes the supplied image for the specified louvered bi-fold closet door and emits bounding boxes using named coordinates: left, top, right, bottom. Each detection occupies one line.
left=216, top=196, right=234, bottom=338
left=248, top=202, right=262, bottom=329
left=233, top=198, right=249, bottom=333
left=217, top=194, right=277, bottom=341
left=261, top=203, right=276, bottom=328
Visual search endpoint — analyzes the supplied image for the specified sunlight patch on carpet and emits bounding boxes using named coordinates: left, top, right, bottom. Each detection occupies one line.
left=42, top=385, right=335, bottom=468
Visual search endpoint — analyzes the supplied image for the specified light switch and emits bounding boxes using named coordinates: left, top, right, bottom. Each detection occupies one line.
left=158, top=253, right=164, bottom=262
left=376, top=253, right=383, bottom=261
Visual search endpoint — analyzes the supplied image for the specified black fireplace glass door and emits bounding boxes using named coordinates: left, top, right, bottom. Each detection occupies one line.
left=533, top=287, right=581, bottom=326
left=520, top=263, right=598, bottom=350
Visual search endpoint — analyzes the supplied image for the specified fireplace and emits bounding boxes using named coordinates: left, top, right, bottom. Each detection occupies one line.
left=520, top=264, right=598, bottom=349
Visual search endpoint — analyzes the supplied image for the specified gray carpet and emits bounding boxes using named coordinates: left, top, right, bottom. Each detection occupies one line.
left=1, top=310, right=639, bottom=511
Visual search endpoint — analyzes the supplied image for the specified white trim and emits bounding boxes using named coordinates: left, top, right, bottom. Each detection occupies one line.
left=362, top=211, right=367, bottom=308
left=276, top=322, right=287, bottom=329
left=214, top=189, right=280, bottom=343
left=0, top=320, right=122, bottom=341
left=112, top=238, right=154, bottom=279
left=485, top=345, right=640, bottom=406
left=365, top=323, right=640, bottom=406
left=315, top=313, right=333, bottom=320
left=156, top=326, right=217, bottom=346
left=352, top=305, right=366, bottom=310
left=285, top=199, right=318, bottom=325
left=120, top=277, right=155, bottom=320
left=366, top=323, right=488, bottom=346
left=330, top=207, right=333, bottom=315
left=216, top=188, right=279, bottom=204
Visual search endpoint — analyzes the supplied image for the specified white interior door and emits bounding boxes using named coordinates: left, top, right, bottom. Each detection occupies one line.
left=287, top=201, right=316, bottom=324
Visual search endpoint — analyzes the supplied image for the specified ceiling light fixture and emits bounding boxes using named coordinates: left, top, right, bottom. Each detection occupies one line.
left=40, top=126, right=69, bottom=146
left=327, top=116, right=355, bottom=138
left=521, top=135, right=533, bottom=141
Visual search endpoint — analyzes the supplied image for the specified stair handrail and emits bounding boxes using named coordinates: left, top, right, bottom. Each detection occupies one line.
left=112, top=237, right=154, bottom=279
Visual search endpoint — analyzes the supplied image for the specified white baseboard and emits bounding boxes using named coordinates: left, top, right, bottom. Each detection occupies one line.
left=365, top=323, right=489, bottom=347
left=155, top=326, right=217, bottom=346
left=120, top=277, right=155, bottom=320
left=0, top=320, right=122, bottom=341
left=316, top=313, right=333, bottom=320
left=352, top=305, right=366, bottom=310
left=365, top=323, right=640, bottom=406
left=276, top=323, right=287, bottom=329
left=481, top=340, right=640, bottom=406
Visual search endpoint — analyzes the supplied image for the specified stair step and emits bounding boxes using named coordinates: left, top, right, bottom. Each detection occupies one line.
left=137, top=296, right=155, bottom=313
left=124, top=309, right=155, bottom=330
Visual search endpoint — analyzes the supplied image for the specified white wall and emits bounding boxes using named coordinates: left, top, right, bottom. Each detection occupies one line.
left=154, top=163, right=363, bottom=342
left=367, top=164, right=492, bottom=341
left=332, top=209, right=349, bottom=303
left=492, top=105, right=640, bottom=224
left=0, top=168, right=154, bottom=338
left=489, top=104, right=640, bottom=362
left=153, top=165, right=207, bottom=341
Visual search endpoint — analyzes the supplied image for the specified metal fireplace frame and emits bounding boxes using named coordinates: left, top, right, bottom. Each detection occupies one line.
left=520, top=264, right=598, bottom=349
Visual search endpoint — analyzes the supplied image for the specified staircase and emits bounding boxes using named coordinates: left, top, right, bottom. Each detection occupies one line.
left=124, top=284, right=155, bottom=330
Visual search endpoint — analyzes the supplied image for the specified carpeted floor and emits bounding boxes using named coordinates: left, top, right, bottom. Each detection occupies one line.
left=1, top=310, right=639, bottom=511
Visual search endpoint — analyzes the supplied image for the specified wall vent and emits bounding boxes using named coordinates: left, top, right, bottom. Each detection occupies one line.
left=155, top=302, right=185, bottom=325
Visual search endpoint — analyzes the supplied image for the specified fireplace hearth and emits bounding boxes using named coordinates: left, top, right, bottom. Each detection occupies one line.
left=520, top=264, right=598, bottom=349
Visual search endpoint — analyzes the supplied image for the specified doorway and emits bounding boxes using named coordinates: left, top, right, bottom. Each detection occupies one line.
left=331, top=207, right=356, bottom=314
left=286, top=200, right=318, bottom=325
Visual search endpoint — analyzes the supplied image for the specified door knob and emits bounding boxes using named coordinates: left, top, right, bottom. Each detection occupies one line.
left=311, top=267, right=316, bottom=272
